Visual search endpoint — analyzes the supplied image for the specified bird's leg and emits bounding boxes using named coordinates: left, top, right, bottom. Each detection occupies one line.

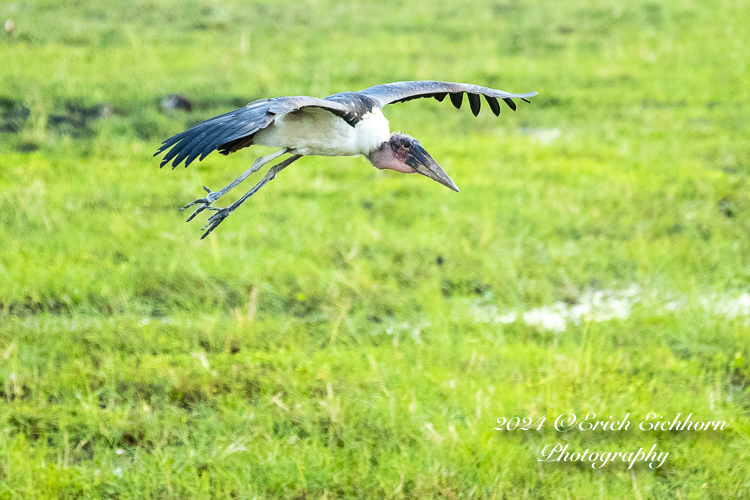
left=181, top=148, right=288, bottom=222
left=199, top=154, right=303, bottom=239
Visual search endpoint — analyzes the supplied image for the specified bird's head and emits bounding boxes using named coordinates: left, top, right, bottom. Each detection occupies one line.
left=367, top=133, right=459, bottom=192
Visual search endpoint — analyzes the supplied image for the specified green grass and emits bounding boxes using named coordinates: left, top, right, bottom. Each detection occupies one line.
left=1, top=0, right=750, bottom=497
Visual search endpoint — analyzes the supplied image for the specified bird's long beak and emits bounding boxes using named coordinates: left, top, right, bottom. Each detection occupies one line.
left=405, top=144, right=459, bottom=192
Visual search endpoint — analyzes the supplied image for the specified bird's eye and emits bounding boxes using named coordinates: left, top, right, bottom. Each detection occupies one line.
left=403, top=142, right=412, bottom=149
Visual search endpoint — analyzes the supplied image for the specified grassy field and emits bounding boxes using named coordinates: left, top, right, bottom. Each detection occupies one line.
left=1, top=0, right=750, bottom=497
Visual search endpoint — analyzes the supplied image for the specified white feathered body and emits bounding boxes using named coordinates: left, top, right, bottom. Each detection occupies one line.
left=253, top=107, right=391, bottom=156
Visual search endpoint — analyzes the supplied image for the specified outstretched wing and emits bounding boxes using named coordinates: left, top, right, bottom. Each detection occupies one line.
left=358, top=81, right=537, bottom=117
left=154, top=96, right=350, bottom=169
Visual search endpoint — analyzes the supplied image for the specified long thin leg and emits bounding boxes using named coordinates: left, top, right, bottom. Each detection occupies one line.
left=199, top=154, right=303, bottom=239
left=181, top=148, right=288, bottom=222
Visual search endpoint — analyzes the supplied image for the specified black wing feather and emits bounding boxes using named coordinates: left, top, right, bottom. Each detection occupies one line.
left=185, top=126, right=230, bottom=167
left=159, top=133, right=193, bottom=168
left=467, top=93, right=481, bottom=116
left=485, top=96, right=501, bottom=116
left=196, top=120, right=250, bottom=161
left=170, top=128, right=217, bottom=169
left=358, top=80, right=537, bottom=117
left=449, top=92, right=463, bottom=109
left=155, top=130, right=188, bottom=155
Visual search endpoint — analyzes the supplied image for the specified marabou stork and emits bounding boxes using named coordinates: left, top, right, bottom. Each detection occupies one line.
left=155, top=81, right=537, bottom=238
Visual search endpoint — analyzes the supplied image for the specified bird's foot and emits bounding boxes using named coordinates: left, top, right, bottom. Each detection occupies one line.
left=200, top=205, right=235, bottom=239
left=180, top=186, right=221, bottom=222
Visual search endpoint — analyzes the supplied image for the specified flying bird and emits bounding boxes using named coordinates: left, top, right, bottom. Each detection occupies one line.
left=155, top=81, right=537, bottom=238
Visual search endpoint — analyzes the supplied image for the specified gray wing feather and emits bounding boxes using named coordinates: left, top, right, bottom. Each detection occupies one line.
left=154, top=96, right=349, bottom=169
left=358, top=81, right=537, bottom=114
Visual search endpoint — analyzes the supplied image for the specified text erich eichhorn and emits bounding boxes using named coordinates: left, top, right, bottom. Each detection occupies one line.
left=493, top=412, right=727, bottom=469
